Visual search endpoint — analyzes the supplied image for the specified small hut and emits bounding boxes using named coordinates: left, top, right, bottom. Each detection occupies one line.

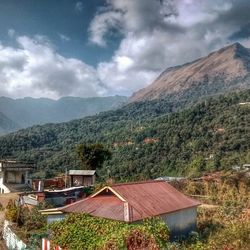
left=68, top=170, right=96, bottom=187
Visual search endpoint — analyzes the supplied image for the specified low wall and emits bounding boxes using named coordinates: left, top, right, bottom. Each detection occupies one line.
left=2, top=220, right=27, bottom=250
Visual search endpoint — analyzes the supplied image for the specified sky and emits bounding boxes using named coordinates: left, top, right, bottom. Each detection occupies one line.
left=0, top=0, right=250, bottom=99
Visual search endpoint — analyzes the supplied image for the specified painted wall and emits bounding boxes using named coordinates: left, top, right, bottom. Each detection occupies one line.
left=0, top=175, right=10, bottom=193
left=47, top=214, right=66, bottom=224
left=3, top=220, right=27, bottom=250
left=161, top=207, right=197, bottom=238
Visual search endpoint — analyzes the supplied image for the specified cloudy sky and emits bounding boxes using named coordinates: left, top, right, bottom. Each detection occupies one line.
left=0, top=0, right=250, bottom=99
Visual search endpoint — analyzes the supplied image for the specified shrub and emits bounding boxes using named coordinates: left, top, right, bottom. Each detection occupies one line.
left=49, top=213, right=169, bottom=250
left=5, top=200, right=18, bottom=222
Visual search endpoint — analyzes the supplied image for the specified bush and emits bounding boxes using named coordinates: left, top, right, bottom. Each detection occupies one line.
left=5, top=200, right=18, bottom=222
left=49, top=213, right=169, bottom=250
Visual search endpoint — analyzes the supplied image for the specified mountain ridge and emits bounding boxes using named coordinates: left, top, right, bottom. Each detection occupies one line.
left=130, top=42, right=250, bottom=102
left=0, top=95, right=127, bottom=135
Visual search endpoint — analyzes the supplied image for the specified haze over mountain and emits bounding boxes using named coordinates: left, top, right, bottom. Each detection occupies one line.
left=130, top=43, right=250, bottom=102
left=0, top=95, right=127, bottom=135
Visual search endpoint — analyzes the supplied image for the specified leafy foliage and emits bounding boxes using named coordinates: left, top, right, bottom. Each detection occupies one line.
left=76, top=143, right=112, bottom=170
left=49, top=213, right=169, bottom=250
left=5, top=200, right=18, bottom=223
left=167, top=173, right=250, bottom=250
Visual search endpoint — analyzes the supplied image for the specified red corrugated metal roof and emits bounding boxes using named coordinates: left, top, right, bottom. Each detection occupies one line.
left=62, top=195, right=124, bottom=220
left=111, top=181, right=200, bottom=219
left=59, top=180, right=200, bottom=222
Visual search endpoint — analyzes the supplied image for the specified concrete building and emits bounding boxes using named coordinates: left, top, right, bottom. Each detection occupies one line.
left=0, top=160, right=34, bottom=193
left=41, top=180, right=200, bottom=237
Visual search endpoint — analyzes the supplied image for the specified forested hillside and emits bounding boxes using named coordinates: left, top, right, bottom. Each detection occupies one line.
left=0, top=90, right=249, bottom=180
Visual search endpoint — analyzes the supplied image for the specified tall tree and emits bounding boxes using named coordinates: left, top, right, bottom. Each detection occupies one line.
left=76, top=143, right=111, bottom=170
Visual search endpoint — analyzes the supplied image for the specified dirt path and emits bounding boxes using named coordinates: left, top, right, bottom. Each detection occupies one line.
left=0, top=193, right=19, bottom=208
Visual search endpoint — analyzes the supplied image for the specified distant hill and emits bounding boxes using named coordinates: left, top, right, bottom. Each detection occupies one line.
left=0, top=95, right=127, bottom=134
left=0, top=112, right=19, bottom=135
left=0, top=90, right=249, bottom=179
left=130, top=43, right=250, bottom=102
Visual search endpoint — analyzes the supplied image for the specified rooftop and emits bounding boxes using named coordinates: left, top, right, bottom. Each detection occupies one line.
left=68, top=170, right=96, bottom=176
left=0, top=159, right=35, bottom=169
left=42, top=180, right=200, bottom=222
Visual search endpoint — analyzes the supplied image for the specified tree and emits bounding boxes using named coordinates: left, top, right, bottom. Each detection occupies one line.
left=76, top=143, right=112, bottom=170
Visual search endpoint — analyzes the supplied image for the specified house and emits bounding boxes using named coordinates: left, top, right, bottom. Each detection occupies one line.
left=0, top=160, right=34, bottom=193
left=19, top=186, right=86, bottom=208
left=68, top=170, right=96, bottom=187
left=41, top=180, right=200, bottom=236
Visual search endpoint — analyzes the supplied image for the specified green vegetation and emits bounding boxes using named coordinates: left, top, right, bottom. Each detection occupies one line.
left=49, top=213, right=169, bottom=250
left=4, top=172, right=249, bottom=249
left=5, top=201, right=49, bottom=247
left=0, top=90, right=249, bottom=179
left=76, top=143, right=112, bottom=170
left=167, top=171, right=250, bottom=250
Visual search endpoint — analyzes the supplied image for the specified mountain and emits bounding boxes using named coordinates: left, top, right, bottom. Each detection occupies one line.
left=0, top=95, right=127, bottom=134
left=0, top=112, right=19, bottom=134
left=130, top=43, right=250, bottom=102
left=0, top=90, right=249, bottom=179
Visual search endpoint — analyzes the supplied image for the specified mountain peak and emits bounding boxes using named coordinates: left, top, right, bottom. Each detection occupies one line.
left=218, top=42, right=249, bottom=57
left=229, top=42, right=244, bottom=49
left=130, top=43, right=250, bottom=102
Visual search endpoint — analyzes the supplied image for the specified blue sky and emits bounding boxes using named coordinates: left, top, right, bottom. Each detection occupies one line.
left=0, top=0, right=250, bottom=99
left=0, top=0, right=120, bottom=66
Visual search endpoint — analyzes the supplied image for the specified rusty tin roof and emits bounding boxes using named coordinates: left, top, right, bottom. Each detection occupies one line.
left=59, top=180, right=200, bottom=222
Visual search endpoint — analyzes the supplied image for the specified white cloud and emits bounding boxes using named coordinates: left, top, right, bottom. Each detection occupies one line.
left=75, top=1, right=83, bottom=12
left=0, top=35, right=107, bottom=99
left=1, top=1, right=250, bottom=99
left=89, top=0, right=250, bottom=95
left=89, top=11, right=122, bottom=47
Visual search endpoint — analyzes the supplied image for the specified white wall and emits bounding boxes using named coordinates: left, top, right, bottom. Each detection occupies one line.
left=47, top=213, right=66, bottom=224
left=0, top=175, right=10, bottom=193
left=3, top=220, right=27, bottom=250
left=161, top=207, right=197, bottom=237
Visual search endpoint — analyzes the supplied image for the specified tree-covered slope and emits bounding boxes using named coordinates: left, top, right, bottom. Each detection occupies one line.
left=0, top=90, right=249, bottom=179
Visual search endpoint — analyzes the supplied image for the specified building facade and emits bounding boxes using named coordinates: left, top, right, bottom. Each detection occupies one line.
left=68, top=170, right=96, bottom=187
left=0, top=160, right=34, bottom=193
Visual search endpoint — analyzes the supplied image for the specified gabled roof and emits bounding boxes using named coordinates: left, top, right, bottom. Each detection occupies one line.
left=68, top=170, right=96, bottom=176
left=49, top=180, right=200, bottom=222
